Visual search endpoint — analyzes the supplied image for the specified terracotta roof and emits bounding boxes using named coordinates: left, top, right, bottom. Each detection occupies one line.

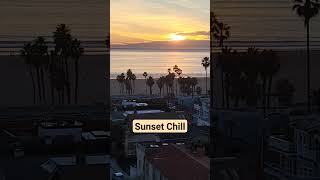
left=145, top=144, right=210, bottom=180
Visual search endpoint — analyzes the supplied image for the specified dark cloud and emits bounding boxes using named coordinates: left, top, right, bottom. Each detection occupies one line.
left=176, top=31, right=209, bottom=36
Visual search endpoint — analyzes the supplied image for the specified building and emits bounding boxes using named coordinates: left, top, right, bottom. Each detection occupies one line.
left=264, top=114, right=320, bottom=180
left=38, top=120, right=83, bottom=145
left=135, top=143, right=210, bottom=180
left=125, top=134, right=160, bottom=157
left=124, top=112, right=185, bottom=157
left=193, top=97, right=210, bottom=126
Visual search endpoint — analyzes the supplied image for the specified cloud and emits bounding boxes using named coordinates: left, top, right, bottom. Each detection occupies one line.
left=176, top=31, right=209, bottom=36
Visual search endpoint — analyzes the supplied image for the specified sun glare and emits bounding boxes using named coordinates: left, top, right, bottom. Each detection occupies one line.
left=169, top=34, right=186, bottom=41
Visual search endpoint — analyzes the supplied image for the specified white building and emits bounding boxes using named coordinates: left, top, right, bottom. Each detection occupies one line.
left=193, top=97, right=210, bottom=126
left=264, top=115, right=320, bottom=179
left=38, top=120, right=83, bottom=145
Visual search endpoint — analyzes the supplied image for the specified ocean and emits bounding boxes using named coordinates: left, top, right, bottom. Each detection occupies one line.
left=110, top=49, right=210, bottom=79
left=212, top=0, right=320, bottom=49
left=0, top=0, right=108, bottom=41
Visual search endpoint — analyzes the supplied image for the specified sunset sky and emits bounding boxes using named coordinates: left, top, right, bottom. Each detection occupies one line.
left=110, top=0, right=209, bottom=45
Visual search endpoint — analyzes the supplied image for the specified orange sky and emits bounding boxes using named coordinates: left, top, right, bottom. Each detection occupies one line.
left=110, top=0, right=209, bottom=45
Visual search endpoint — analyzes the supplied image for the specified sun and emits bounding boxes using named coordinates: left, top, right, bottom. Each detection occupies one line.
left=169, top=34, right=186, bottom=41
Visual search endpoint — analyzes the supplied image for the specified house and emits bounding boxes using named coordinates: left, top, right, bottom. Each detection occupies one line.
left=264, top=114, right=320, bottom=179
left=193, top=97, right=210, bottom=126
left=135, top=143, right=210, bottom=180
left=37, top=120, right=84, bottom=145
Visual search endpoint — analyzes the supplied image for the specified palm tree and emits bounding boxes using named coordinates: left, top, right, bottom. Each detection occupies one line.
left=191, top=77, right=198, bottom=97
left=293, top=0, right=320, bottom=112
left=21, top=43, right=36, bottom=104
left=143, top=72, right=148, bottom=94
left=146, top=76, right=155, bottom=95
left=202, top=57, right=210, bottom=95
left=71, top=38, right=84, bottom=104
left=126, top=69, right=134, bottom=95
left=132, top=73, right=136, bottom=94
left=53, top=24, right=72, bottom=104
left=156, top=77, right=164, bottom=96
left=176, top=68, right=182, bottom=95
left=259, top=50, right=280, bottom=109
left=173, top=65, right=179, bottom=95
left=28, top=36, right=49, bottom=104
left=116, top=75, right=122, bottom=95
left=213, top=20, right=230, bottom=48
left=196, top=86, right=202, bottom=95
left=275, top=79, right=295, bottom=106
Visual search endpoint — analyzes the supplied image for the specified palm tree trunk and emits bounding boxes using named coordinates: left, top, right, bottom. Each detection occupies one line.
left=74, top=59, right=79, bottom=104
left=36, top=68, right=42, bottom=103
left=221, top=69, right=225, bottom=108
left=145, top=78, right=147, bottom=94
left=205, top=69, right=208, bottom=95
left=262, top=77, right=267, bottom=117
left=149, top=86, right=152, bottom=95
left=307, top=22, right=311, bottom=112
left=51, top=84, right=54, bottom=105
left=40, top=68, right=46, bottom=104
left=64, top=59, right=71, bottom=104
left=176, top=79, right=178, bottom=96
left=28, top=67, right=36, bottom=104
left=226, top=75, right=229, bottom=109
left=267, top=77, right=273, bottom=108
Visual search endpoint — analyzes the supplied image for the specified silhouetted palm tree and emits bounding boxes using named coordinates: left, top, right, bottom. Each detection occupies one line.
left=275, top=79, right=295, bottom=106
left=53, top=24, right=72, bottom=104
left=70, top=38, right=84, bottom=104
left=213, top=20, right=230, bottom=48
left=146, top=76, right=155, bottom=95
left=293, top=0, right=320, bottom=111
left=157, top=77, right=165, bottom=96
left=202, top=57, right=210, bottom=95
left=191, top=77, right=198, bottom=97
left=143, top=72, right=148, bottom=94
left=132, top=73, right=136, bottom=94
left=173, top=65, right=179, bottom=95
left=26, top=36, right=49, bottom=104
left=259, top=50, right=280, bottom=109
left=116, top=75, right=122, bottom=94
left=196, top=86, right=202, bottom=95
left=116, top=73, right=126, bottom=94
left=21, top=43, right=36, bottom=104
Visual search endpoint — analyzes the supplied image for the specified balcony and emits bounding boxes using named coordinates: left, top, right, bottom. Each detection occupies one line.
left=268, top=136, right=295, bottom=153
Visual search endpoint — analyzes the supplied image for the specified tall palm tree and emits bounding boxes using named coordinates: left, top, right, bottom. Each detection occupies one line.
left=126, top=69, right=133, bottom=95
left=119, top=73, right=125, bottom=94
left=36, top=37, right=49, bottom=104
left=132, top=73, right=136, bottom=94
left=156, top=77, right=164, bottom=96
left=30, top=36, right=49, bottom=104
left=213, top=16, right=230, bottom=107
left=173, top=65, right=180, bottom=95
left=293, top=0, right=320, bottom=112
left=191, top=77, right=198, bottom=97
left=116, top=75, right=122, bottom=95
left=202, top=57, right=210, bottom=95
left=213, top=20, right=230, bottom=48
left=146, top=76, right=155, bottom=95
left=71, top=38, right=84, bottom=104
left=143, top=72, right=148, bottom=94
left=21, top=43, right=36, bottom=104
left=176, top=68, right=182, bottom=95
left=53, top=24, right=72, bottom=104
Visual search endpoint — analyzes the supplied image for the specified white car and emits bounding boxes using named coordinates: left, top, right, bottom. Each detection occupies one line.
left=112, top=172, right=124, bottom=179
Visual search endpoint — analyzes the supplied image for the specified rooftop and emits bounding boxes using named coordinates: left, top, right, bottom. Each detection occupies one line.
left=144, top=144, right=210, bottom=180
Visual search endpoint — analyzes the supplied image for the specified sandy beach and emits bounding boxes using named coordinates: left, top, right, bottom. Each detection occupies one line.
left=110, top=77, right=209, bottom=96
